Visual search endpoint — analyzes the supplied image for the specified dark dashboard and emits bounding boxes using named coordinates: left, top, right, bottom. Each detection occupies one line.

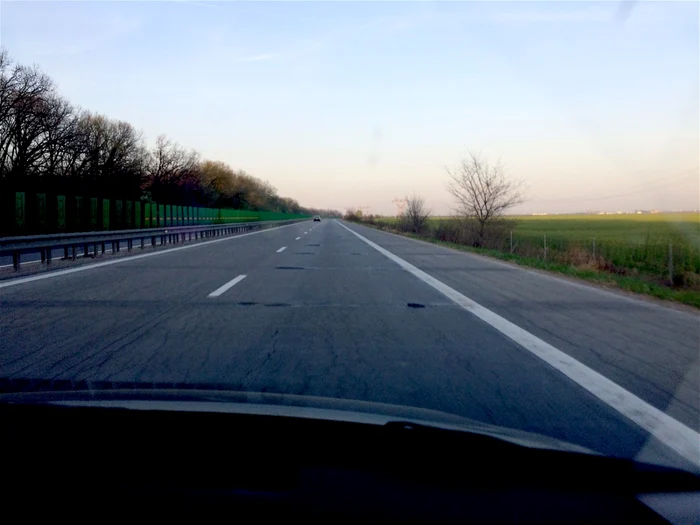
left=1, top=392, right=698, bottom=523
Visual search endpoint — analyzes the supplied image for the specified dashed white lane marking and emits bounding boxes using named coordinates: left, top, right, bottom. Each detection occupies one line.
left=304, top=232, right=308, bottom=235
left=295, top=237, right=301, bottom=240
left=276, top=246, right=287, bottom=253
left=335, top=220, right=700, bottom=467
left=0, top=221, right=306, bottom=290
left=208, top=274, right=247, bottom=298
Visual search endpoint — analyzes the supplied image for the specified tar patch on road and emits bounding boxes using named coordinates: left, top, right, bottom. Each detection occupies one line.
left=276, top=266, right=304, bottom=270
left=407, top=303, right=425, bottom=308
left=306, top=244, right=320, bottom=247
left=294, top=252, right=315, bottom=255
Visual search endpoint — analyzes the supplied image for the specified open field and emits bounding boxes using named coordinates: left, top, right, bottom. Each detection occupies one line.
left=362, top=213, right=700, bottom=306
left=508, top=213, right=699, bottom=247
left=376, top=213, right=699, bottom=247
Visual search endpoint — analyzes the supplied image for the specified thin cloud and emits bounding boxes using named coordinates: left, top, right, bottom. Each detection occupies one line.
left=234, top=53, right=281, bottom=63
left=492, top=9, right=610, bottom=24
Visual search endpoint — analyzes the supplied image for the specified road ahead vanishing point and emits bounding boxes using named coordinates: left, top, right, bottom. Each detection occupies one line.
left=1, top=219, right=698, bottom=472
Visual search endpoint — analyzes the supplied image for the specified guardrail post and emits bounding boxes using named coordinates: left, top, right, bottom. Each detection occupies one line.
left=12, top=251, right=20, bottom=270
left=151, top=236, right=156, bottom=247
left=47, top=248, right=52, bottom=265
left=83, top=244, right=89, bottom=258
left=71, top=245, right=77, bottom=261
left=63, top=247, right=69, bottom=260
left=141, top=238, right=145, bottom=249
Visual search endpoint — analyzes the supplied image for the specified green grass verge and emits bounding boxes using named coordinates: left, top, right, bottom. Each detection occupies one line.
left=359, top=223, right=700, bottom=309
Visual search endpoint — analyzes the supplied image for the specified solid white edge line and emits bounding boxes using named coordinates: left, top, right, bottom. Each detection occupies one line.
left=0, top=221, right=307, bottom=290
left=334, top=219, right=700, bottom=467
left=0, top=260, right=42, bottom=269
left=276, top=246, right=287, bottom=253
left=208, top=274, right=247, bottom=297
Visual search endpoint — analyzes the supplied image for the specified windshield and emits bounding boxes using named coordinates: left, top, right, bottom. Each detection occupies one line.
left=0, top=1, right=698, bottom=473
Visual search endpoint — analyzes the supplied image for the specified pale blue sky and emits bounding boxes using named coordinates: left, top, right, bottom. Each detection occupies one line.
left=1, top=1, right=698, bottom=214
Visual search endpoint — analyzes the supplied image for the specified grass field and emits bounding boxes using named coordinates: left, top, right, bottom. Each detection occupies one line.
left=377, top=213, right=699, bottom=247
left=508, top=213, right=700, bottom=248
left=363, top=212, right=700, bottom=306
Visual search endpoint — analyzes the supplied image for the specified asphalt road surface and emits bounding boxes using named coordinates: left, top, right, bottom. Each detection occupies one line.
left=1, top=219, right=698, bottom=471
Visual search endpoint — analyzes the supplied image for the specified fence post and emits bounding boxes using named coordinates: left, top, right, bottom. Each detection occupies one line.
left=102, top=199, right=110, bottom=230
left=90, top=198, right=97, bottom=230
left=668, top=243, right=673, bottom=285
left=592, top=238, right=596, bottom=259
left=37, top=193, right=47, bottom=233
left=74, top=196, right=83, bottom=231
left=15, top=192, right=25, bottom=234
left=57, top=195, right=66, bottom=231
left=509, top=231, right=513, bottom=254
left=543, top=234, right=547, bottom=261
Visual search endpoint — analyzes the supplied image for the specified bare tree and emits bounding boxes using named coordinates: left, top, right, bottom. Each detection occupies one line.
left=447, top=151, right=523, bottom=246
left=143, top=134, right=200, bottom=203
left=402, top=194, right=431, bottom=233
left=73, top=113, right=146, bottom=197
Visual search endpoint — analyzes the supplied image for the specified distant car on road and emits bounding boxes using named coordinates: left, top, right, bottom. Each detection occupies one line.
left=313, top=216, right=321, bottom=222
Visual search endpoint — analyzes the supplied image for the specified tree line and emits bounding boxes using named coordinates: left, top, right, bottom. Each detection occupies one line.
left=0, top=49, right=340, bottom=217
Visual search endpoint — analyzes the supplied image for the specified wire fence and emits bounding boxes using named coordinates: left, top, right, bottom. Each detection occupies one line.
left=502, top=234, right=699, bottom=283
left=366, top=217, right=700, bottom=287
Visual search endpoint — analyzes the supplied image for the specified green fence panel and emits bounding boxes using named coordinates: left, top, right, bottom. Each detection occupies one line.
left=102, top=199, right=110, bottom=230
left=37, top=193, right=47, bottom=232
left=158, top=204, right=165, bottom=227
left=144, top=203, right=151, bottom=227
left=115, top=200, right=123, bottom=229
left=15, top=192, right=25, bottom=232
left=134, top=201, right=141, bottom=229
left=186, top=206, right=191, bottom=225
left=126, top=201, right=133, bottom=229
left=176, top=205, right=182, bottom=226
left=56, top=195, right=66, bottom=230
left=90, top=198, right=98, bottom=230
left=74, top=196, right=83, bottom=230
left=165, top=205, right=171, bottom=227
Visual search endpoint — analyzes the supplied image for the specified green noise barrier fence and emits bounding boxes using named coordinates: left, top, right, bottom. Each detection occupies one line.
left=0, top=191, right=310, bottom=236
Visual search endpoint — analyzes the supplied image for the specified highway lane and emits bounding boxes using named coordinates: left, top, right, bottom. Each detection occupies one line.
left=0, top=218, right=698, bottom=472
left=340, top=222, right=700, bottom=433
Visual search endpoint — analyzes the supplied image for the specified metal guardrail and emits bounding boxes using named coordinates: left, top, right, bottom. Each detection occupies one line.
left=0, top=219, right=308, bottom=270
